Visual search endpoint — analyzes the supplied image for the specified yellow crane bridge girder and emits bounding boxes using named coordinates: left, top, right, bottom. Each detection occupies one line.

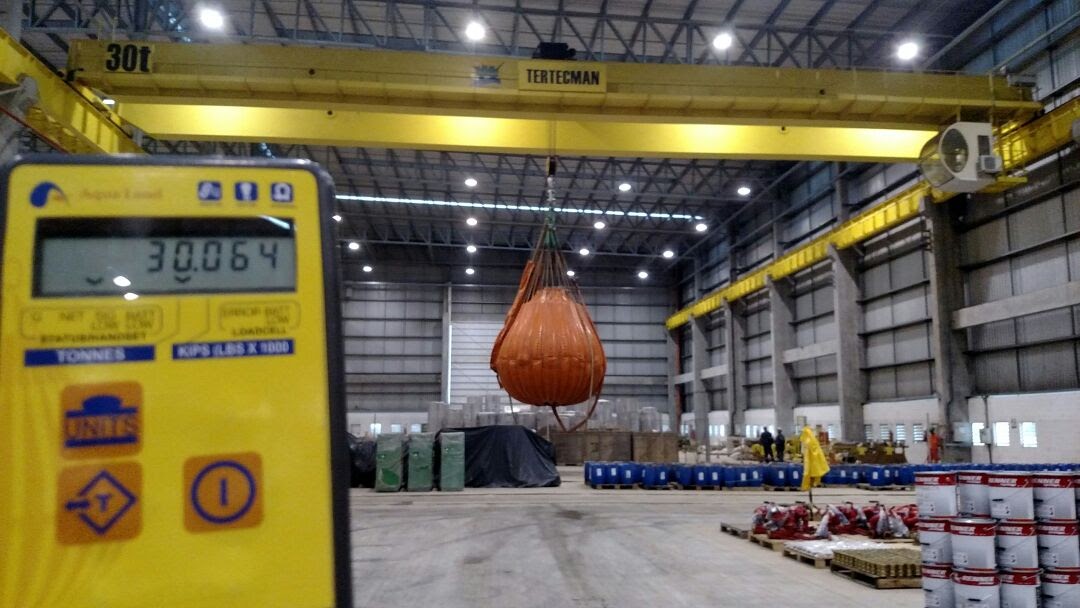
left=65, top=40, right=1041, bottom=161
left=0, top=29, right=140, bottom=154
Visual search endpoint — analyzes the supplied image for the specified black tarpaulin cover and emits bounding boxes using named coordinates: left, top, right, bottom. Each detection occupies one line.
left=443, top=425, right=561, bottom=488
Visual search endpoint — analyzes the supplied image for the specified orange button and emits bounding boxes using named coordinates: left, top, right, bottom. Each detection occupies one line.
left=60, top=382, right=142, bottom=459
left=57, top=462, right=142, bottom=544
left=183, top=452, right=263, bottom=533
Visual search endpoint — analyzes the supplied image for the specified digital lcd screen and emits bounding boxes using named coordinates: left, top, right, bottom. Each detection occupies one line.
left=34, top=217, right=297, bottom=297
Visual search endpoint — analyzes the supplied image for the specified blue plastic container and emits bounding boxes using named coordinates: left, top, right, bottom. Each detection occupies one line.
left=642, top=464, right=669, bottom=488
left=675, top=464, right=695, bottom=487
left=617, top=462, right=641, bottom=485
left=606, top=463, right=620, bottom=485
left=693, top=465, right=714, bottom=487
left=788, top=464, right=802, bottom=488
left=867, top=466, right=887, bottom=487
left=748, top=465, right=765, bottom=487
left=898, top=465, right=915, bottom=485
left=767, top=464, right=787, bottom=487
left=587, top=462, right=607, bottom=485
left=708, top=464, right=725, bottom=488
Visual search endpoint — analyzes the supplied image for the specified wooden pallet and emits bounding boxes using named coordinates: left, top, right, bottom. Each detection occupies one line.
left=589, top=484, right=638, bottom=490
left=719, top=522, right=750, bottom=539
left=640, top=484, right=672, bottom=490
left=855, top=484, right=913, bottom=492
left=783, top=547, right=830, bottom=569
left=748, top=533, right=787, bottom=552
left=830, top=564, right=921, bottom=589
left=763, top=485, right=800, bottom=492
left=673, top=483, right=721, bottom=490
left=724, top=486, right=765, bottom=491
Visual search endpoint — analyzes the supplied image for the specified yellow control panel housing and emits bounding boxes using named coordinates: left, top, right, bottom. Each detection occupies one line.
left=0, top=157, right=351, bottom=608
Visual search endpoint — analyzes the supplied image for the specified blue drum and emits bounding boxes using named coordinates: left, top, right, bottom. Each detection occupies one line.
left=693, top=465, right=714, bottom=487
left=674, top=464, right=695, bottom=487
left=617, top=462, right=642, bottom=485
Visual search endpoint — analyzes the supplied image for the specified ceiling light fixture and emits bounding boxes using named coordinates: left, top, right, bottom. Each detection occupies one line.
left=464, top=177, right=478, bottom=188
left=566, top=270, right=576, bottom=277
left=466, top=245, right=477, bottom=253
left=465, top=21, right=485, bottom=41
left=637, top=271, right=649, bottom=279
left=102, top=98, right=116, bottom=106
left=897, top=41, right=919, bottom=61
left=362, top=265, right=373, bottom=273
left=662, top=250, right=675, bottom=259
left=113, top=276, right=131, bottom=287
left=618, top=182, right=632, bottom=192
left=737, top=186, right=752, bottom=196
left=466, top=217, right=478, bottom=226
left=123, top=292, right=139, bottom=301
left=578, top=248, right=590, bottom=256
left=347, top=241, right=360, bottom=251
left=198, top=7, right=225, bottom=30
left=465, top=267, right=476, bottom=275
left=594, top=221, right=606, bottom=230
left=332, top=214, right=342, bottom=222
left=695, top=222, right=708, bottom=232
left=713, top=32, right=734, bottom=51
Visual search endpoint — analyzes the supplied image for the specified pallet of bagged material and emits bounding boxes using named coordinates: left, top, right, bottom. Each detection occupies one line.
left=719, top=522, right=750, bottom=539
left=829, top=564, right=921, bottom=589
left=830, top=547, right=922, bottom=589
left=748, top=533, right=786, bottom=552
left=855, top=484, right=913, bottom=491
left=783, top=546, right=830, bottom=569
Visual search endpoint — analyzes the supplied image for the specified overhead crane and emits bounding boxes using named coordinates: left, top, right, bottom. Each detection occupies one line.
left=63, top=40, right=1041, bottom=162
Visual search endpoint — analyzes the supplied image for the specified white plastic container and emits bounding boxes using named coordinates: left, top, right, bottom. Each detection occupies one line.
left=1033, top=472, right=1077, bottom=521
left=989, top=472, right=1035, bottom=521
left=952, top=570, right=1000, bottom=608
left=921, top=517, right=953, bottom=565
left=918, top=471, right=960, bottom=518
left=951, top=518, right=998, bottom=572
left=999, top=570, right=1040, bottom=608
left=996, top=520, right=1039, bottom=570
left=923, top=564, right=955, bottom=608
left=1037, top=520, right=1080, bottom=569
left=957, top=471, right=991, bottom=517
left=1041, top=569, right=1080, bottom=608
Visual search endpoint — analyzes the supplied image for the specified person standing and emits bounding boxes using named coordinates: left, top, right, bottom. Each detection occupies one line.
left=774, top=428, right=786, bottom=462
left=759, top=427, right=774, bottom=463
left=928, top=428, right=941, bottom=463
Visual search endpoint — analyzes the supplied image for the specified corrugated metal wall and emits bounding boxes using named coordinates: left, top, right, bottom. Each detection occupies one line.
left=790, top=263, right=837, bottom=405
left=962, top=148, right=1080, bottom=392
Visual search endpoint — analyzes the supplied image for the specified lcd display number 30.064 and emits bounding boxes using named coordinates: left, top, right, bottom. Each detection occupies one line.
left=34, top=217, right=297, bottom=297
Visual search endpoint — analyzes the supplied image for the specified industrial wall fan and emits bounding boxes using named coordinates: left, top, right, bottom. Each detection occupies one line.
left=918, top=122, right=1002, bottom=193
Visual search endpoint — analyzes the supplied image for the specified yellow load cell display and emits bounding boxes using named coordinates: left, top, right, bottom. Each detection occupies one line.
left=0, top=157, right=352, bottom=608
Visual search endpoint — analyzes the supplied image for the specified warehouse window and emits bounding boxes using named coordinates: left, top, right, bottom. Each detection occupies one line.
left=718, top=424, right=726, bottom=437
left=972, top=422, right=986, bottom=446
left=390, top=424, right=403, bottom=433
left=912, top=423, right=926, bottom=442
left=1020, top=422, right=1038, bottom=448
left=410, top=423, right=422, bottom=433
left=827, top=425, right=837, bottom=441
left=895, top=424, right=907, bottom=444
left=681, top=424, right=690, bottom=436
left=879, top=424, right=891, bottom=441
left=993, top=421, right=1010, bottom=447
left=369, top=422, right=382, bottom=435
left=864, top=424, right=874, bottom=441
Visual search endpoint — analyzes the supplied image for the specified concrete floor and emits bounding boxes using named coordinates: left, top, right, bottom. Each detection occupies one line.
left=350, top=467, right=922, bottom=608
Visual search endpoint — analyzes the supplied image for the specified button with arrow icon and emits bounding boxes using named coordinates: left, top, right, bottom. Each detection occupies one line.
left=58, top=462, right=141, bottom=544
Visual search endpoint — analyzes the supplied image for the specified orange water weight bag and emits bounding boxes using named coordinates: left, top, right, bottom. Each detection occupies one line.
left=490, top=219, right=606, bottom=416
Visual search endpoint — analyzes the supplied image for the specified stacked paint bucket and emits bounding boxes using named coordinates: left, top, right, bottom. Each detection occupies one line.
left=918, top=468, right=1080, bottom=607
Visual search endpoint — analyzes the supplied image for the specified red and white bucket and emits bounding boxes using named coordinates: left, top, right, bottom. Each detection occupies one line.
left=996, top=520, right=1039, bottom=570
left=921, top=518, right=954, bottom=564
left=1037, top=520, right=1080, bottom=569
left=1034, top=472, right=1077, bottom=521
left=951, top=518, right=998, bottom=572
left=989, top=472, right=1035, bottom=521
left=924, top=564, right=955, bottom=608
left=958, top=471, right=991, bottom=517
left=1000, top=570, right=1041, bottom=608
left=952, top=570, right=1000, bottom=608
left=918, top=471, right=960, bottom=517
left=1041, top=568, right=1080, bottom=608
